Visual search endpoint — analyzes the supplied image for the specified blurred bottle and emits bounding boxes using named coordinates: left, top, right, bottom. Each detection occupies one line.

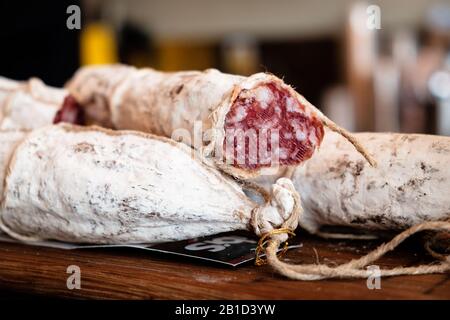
left=345, top=2, right=376, bottom=132
left=81, top=22, right=119, bottom=65
left=79, top=0, right=119, bottom=66
left=394, top=30, right=430, bottom=134
left=373, top=55, right=401, bottom=132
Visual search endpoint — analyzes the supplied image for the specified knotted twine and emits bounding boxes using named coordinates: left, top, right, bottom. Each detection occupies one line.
left=252, top=180, right=450, bottom=280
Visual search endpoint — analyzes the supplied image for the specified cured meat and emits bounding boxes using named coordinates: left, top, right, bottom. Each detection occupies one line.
left=0, top=126, right=447, bottom=281
left=53, top=95, right=84, bottom=125
left=223, top=83, right=323, bottom=170
left=0, top=77, right=23, bottom=127
left=0, top=124, right=300, bottom=244
left=0, top=76, right=22, bottom=105
left=290, top=131, right=450, bottom=234
left=62, top=65, right=374, bottom=179
left=64, top=65, right=134, bottom=127
left=0, top=130, right=28, bottom=197
left=0, top=77, right=66, bottom=130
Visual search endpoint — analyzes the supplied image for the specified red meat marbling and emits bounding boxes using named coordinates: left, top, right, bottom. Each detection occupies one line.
left=223, top=83, right=324, bottom=170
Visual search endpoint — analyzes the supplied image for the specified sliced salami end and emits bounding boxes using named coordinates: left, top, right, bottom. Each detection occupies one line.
left=223, top=83, right=324, bottom=170
left=54, top=95, right=85, bottom=125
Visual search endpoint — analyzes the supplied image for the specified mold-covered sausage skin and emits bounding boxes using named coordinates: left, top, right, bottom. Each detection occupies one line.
left=0, top=124, right=299, bottom=244
left=292, top=131, right=450, bottom=234
left=0, top=77, right=66, bottom=130
left=61, top=65, right=373, bottom=179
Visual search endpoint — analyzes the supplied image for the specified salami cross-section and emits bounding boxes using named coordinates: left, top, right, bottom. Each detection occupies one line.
left=58, top=65, right=374, bottom=178
left=223, top=82, right=324, bottom=170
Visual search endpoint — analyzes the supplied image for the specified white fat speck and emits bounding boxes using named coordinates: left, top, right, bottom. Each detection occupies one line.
left=295, top=130, right=307, bottom=141
left=234, top=106, right=247, bottom=122
left=279, top=148, right=288, bottom=159
left=283, top=132, right=293, bottom=139
left=255, top=86, right=273, bottom=109
left=285, top=97, right=298, bottom=112
left=275, top=106, right=282, bottom=115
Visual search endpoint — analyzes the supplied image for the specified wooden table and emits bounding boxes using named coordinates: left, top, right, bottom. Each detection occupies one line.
left=0, top=233, right=448, bottom=299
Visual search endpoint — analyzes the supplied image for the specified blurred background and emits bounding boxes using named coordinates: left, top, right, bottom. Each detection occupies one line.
left=0, top=0, right=449, bottom=134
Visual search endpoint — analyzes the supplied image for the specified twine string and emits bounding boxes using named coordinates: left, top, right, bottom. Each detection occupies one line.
left=255, top=228, right=295, bottom=266
left=259, top=221, right=450, bottom=280
left=253, top=179, right=450, bottom=280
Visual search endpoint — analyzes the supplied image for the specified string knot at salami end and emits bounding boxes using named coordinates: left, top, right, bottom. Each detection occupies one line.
left=255, top=228, right=296, bottom=266
left=251, top=178, right=302, bottom=266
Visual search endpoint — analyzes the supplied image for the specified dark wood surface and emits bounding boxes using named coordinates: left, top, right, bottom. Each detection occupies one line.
left=0, top=233, right=448, bottom=300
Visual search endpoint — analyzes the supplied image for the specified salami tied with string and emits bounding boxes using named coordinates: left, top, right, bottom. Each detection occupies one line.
left=0, top=124, right=299, bottom=244
left=292, top=131, right=450, bottom=235
left=253, top=130, right=450, bottom=237
left=59, top=65, right=374, bottom=178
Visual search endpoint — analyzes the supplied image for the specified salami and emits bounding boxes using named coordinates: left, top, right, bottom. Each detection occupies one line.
left=0, top=130, right=28, bottom=197
left=0, top=125, right=448, bottom=280
left=0, top=77, right=23, bottom=127
left=0, top=76, right=22, bottom=104
left=0, top=77, right=66, bottom=130
left=289, top=131, right=450, bottom=235
left=53, top=95, right=85, bottom=125
left=0, top=124, right=300, bottom=244
left=60, top=65, right=374, bottom=178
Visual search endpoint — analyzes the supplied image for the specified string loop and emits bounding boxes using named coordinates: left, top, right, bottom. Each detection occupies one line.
left=259, top=221, right=450, bottom=280
left=255, top=228, right=295, bottom=266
